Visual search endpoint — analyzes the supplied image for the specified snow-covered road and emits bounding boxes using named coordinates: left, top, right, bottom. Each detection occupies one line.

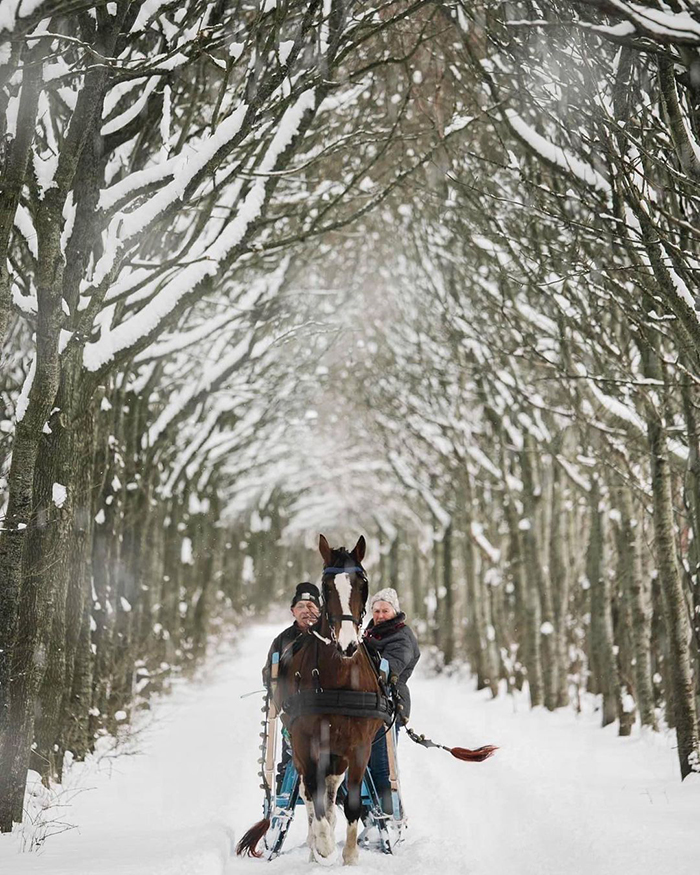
left=2, top=622, right=699, bottom=875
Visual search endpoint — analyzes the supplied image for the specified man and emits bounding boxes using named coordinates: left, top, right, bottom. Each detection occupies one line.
left=263, top=582, right=321, bottom=687
left=263, top=582, right=321, bottom=794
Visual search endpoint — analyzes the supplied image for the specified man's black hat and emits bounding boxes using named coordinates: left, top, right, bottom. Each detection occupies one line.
left=291, top=582, right=321, bottom=609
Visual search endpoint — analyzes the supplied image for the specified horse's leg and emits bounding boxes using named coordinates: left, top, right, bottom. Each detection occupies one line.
left=300, top=778, right=316, bottom=860
left=324, top=773, right=343, bottom=833
left=342, top=754, right=368, bottom=866
left=301, top=762, right=337, bottom=862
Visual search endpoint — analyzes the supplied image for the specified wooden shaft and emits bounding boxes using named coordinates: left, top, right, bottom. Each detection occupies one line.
left=264, top=654, right=280, bottom=791
left=386, top=724, right=399, bottom=792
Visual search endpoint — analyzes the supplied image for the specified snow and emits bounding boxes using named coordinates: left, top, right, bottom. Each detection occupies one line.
left=33, top=147, right=59, bottom=199
left=470, top=520, right=500, bottom=563
left=180, top=536, right=194, bottom=565
left=135, top=313, right=240, bottom=364
left=52, top=483, right=67, bottom=508
left=388, top=451, right=451, bottom=532
left=14, top=205, right=38, bottom=258
left=160, top=410, right=224, bottom=498
left=94, top=99, right=248, bottom=245
left=504, top=109, right=610, bottom=194
left=130, top=0, right=170, bottom=32
left=12, top=283, right=37, bottom=315
left=556, top=456, right=591, bottom=493
left=2, top=622, right=698, bottom=875
left=60, top=192, right=76, bottom=254
left=5, top=90, right=20, bottom=138
left=15, top=357, right=37, bottom=422
left=101, top=77, right=158, bottom=136
left=144, top=330, right=256, bottom=446
left=85, top=91, right=315, bottom=371
left=102, top=78, right=144, bottom=119
left=160, top=84, right=172, bottom=150
left=603, top=2, right=700, bottom=39
left=278, top=40, right=294, bottom=66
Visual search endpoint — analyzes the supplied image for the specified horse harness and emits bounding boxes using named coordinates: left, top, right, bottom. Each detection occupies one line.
left=282, top=688, right=393, bottom=724
left=279, top=630, right=395, bottom=726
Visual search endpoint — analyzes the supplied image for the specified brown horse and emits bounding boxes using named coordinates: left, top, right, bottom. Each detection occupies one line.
left=238, top=534, right=384, bottom=865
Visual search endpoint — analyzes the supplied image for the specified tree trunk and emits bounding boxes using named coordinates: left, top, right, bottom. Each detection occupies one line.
left=410, top=546, right=425, bottom=622
left=441, top=523, right=455, bottom=665
left=648, top=417, right=700, bottom=777
left=460, top=504, right=487, bottom=687
left=519, top=436, right=545, bottom=708
left=587, top=477, right=624, bottom=729
left=550, top=465, right=570, bottom=708
left=613, top=481, right=658, bottom=731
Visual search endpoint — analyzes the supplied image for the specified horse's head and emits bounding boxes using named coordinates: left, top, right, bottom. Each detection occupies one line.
left=318, top=534, right=368, bottom=657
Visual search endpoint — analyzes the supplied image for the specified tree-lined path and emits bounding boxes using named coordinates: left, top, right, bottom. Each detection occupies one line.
left=3, top=0, right=700, bottom=854
left=1, top=622, right=698, bottom=875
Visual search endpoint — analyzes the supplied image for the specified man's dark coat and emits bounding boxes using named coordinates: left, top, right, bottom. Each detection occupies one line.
left=262, top=622, right=305, bottom=687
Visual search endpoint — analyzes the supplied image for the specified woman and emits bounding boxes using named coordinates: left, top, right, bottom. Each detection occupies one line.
left=362, top=587, right=420, bottom=814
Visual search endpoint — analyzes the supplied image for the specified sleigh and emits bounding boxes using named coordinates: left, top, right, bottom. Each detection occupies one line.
left=237, top=535, right=496, bottom=864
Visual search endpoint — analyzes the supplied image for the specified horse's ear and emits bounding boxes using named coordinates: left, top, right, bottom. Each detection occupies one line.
left=351, top=535, right=366, bottom=563
left=319, top=534, right=332, bottom=566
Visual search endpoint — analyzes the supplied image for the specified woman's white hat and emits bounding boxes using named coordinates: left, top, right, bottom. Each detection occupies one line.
left=370, top=587, right=400, bottom=614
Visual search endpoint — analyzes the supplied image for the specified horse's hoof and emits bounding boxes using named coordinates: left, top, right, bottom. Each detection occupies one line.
left=342, top=848, right=359, bottom=866
left=312, top=846, right=338, bottom=867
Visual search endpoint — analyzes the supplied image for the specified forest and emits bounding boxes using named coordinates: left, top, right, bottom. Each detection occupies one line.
left=1, top=0, right=700, bottom=835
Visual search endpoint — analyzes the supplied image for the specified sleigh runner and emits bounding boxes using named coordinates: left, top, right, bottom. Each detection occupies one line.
left=262, top=738, right=406, bottom=860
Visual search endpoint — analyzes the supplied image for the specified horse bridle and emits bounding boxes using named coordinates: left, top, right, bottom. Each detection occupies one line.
left=321, top=565, right=368, bottom=642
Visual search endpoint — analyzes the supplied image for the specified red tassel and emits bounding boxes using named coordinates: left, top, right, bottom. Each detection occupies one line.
left=235, top=817, right=271, bottom=857
left=449, top=744, right=498, bottom=762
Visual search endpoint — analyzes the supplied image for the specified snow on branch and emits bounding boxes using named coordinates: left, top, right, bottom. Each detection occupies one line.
left=577, top=364, right=689, bottom=464
left=466, top=444, right=508, bottom=485
left=507, top=4, right=700, bottom=45
left=160, top=406, right=225, bottom=498
left=134, top=310, right=243, bottom=363
left=91, top=101, right=249, bottom=288
left=503, top=108, right=610, bottom=194
left=600, top=1, right=700, bottom=42
left=83, top=91, right=314, bottom=372
left=144, top=328, right=260, bottom=448
left=101, top=77, right=159, bottom=137
left=555, top=456, right=592, bottom=493
left=470, top=520, right=501, bottom=563
left=387, top=451, right=452, bottom=533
